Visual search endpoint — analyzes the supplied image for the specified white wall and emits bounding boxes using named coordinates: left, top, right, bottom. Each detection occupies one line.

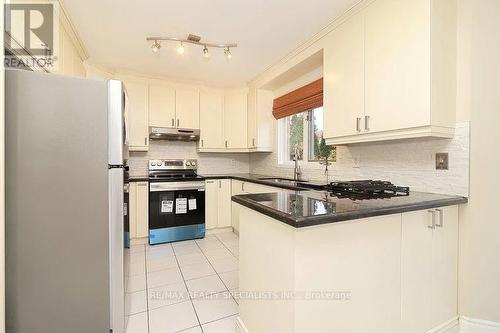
left=457, top=0, right=500, bottom=323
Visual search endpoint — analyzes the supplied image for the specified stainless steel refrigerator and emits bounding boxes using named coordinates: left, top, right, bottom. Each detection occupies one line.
left=5, top=69, right=128, bottom=333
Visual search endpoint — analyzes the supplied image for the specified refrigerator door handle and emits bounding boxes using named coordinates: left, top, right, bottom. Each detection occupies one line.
left=108, top=168, right=125, bottom=333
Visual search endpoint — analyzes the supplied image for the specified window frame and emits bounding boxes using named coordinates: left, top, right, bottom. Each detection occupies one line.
left=277, top=107, right=333, bottom=166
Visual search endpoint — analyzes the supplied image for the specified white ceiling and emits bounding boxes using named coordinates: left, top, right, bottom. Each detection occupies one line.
left=62, top=0, right=359, bottom=87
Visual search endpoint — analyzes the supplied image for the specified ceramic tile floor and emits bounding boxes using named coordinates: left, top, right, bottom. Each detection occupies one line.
left=124, top=231, right=240, bottom=333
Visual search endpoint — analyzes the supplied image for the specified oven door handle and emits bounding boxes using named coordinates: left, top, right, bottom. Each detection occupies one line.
left=150, top=182, right=206, bottom=192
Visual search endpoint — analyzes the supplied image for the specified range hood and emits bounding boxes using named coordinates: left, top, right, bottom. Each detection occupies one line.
left=149, top=127, right=200, bottom=141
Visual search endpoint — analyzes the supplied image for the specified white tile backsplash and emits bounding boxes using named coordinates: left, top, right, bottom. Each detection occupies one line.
left=129, top=123, right=470, bottom=197
left=250, top=122, right=470, bottom=197
left=128, top=141, right=250, bottom=177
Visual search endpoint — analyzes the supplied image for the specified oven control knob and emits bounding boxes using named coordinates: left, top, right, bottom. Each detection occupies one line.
left=151, top=162, right=156, bottom=166
left=191, top=161, right=196, bottom=166
left=186, top=161, right=192, bottom=166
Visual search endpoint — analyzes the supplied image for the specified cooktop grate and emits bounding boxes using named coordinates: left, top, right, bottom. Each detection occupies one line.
left=324, top=180, right=410, bottom=200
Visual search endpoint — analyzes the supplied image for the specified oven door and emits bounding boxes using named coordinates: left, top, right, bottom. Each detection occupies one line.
left=149, top=181, right=206, bottom=244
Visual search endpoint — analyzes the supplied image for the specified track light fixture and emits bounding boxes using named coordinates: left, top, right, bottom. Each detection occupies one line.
left=151, top=40, right=161, bottom=53
left=224, top=47, right=232, bottom=60
left=202, top=45, right=210, bottom=59
left=176, top=42, right=185, bottom=54
left=147, top=34, right=237, bottom=59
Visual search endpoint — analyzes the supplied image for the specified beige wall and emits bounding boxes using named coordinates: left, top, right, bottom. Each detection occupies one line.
left=457, top=0, right=500, bottom=323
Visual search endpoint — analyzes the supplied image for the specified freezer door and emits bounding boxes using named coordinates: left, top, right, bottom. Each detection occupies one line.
left=109, top=167, right=125, bottom=333
left=108, top=80, right=128, bottom=165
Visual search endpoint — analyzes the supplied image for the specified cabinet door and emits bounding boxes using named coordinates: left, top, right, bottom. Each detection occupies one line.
left=231, top=180, right=248, bottom=233
left=200, top=91, right=224, bottom=149
left=364, top=0, right=431, bottom=133
left=217, top=180, right=232, bottom=228
left=135, top=182, right=149, bottom=238
left=431, top=206, right=458, bottom=327
left=205, top=180, right=219, bottom=229
left=401, top=210, right=433, bottom=333
left=123, top=79, right=149, bottom=150
left=224, top=93, right=248, bottom=149
left=129, top=183, right=138, bottom=238
left=149, top=84, right=176, bottom=128
left=176, top=88, right=199, bottom=129
left=247, top=89, right=257, bottom=149
left=323, top=14, right=364, bottom=139
left=255, top=90, right=274, bottom=149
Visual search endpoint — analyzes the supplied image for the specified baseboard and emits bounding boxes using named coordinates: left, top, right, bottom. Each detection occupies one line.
left=206, top=227, right=234, bottom=235
left=460, top=317, right=500, bottom=333
left=236, top=316, right=249, bottom=333
left=130, top=237, right=148, bottom=245
left=428, top=317, right=460, bottom=333
left=234, top=315, right=500, bottom=333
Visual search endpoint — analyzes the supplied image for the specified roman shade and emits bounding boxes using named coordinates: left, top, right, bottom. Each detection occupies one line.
left=272, top=78, right=323, bottom=119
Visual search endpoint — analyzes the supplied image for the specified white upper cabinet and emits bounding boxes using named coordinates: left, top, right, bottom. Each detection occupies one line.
left=199, top=91, right=225, bottom=149
left=323, top=14, right=364, bottom=139
left=175, top=88, right=200, bottom=129
left=149, top=84, right=176, bottom=128
left=224, top=92, right=248, bottom=149
left=364, top=0, right=431, bottom=133
left=120, top=77, right=149, bottom=151
left=198, top=90, right=251, bottom=152
left=324, top=0, right=457, bottom=145
left=149, top=84, right=199, bottom=129
left=247, top=88, right=274, bottom=151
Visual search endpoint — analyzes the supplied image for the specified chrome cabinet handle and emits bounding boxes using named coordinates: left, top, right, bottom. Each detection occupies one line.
left=144, top=137, right=147, bottom=145
left=241, top=182, right=244, bottom=192
left=428, top=210, right=436, bottom=229
left=252, top=138, right=255, bottom=147
left=171, top=118, right=175, bottom=127
left=365, top=115, right=370, bottom=131
left=435, top=209, right=444, bottom=227
left=201, top=139, right=204, bottom=147
left=356, top=117, right=361, bottom=132
left=225, top=140, right=228, bottom=148
left=219, top=180, right=221, bottom=188
left=206, top=180, right=214, bottom=184
left=177, top=119, right=180, bottom=127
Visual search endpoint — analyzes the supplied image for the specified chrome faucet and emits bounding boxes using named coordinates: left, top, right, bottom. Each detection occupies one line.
left=293, top=145, right=302, bottom=181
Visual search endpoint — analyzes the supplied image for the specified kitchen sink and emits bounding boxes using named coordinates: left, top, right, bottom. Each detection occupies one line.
left=257, top=177, right=308, bottom=184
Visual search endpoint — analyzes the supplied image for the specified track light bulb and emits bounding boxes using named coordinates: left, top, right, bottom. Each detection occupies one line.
left=151, top=40, right=161, bottom=53
left=202, top=46, right=210, bottom=59
left=177, top=42, right=185, bottom=55
left=224, top=47, right=232, bottom=60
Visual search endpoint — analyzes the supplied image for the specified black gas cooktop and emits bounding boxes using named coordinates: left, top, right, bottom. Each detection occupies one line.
left=323, top=180, right=410, bottom=200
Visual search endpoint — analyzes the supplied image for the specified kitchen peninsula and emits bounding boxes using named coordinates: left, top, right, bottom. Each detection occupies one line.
left=232, top=190, right=467, bottom=333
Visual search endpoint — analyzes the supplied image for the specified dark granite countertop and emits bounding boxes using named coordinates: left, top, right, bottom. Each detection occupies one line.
left=200, top=173, right=324, bottom=191
left=232, top=190, right=468, bottom=228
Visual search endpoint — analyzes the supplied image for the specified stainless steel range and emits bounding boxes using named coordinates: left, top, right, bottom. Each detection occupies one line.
left=148, top=159, right=206, bottom=245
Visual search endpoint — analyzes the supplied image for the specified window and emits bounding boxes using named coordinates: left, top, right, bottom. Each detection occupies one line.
left=278, top=107, right=336, bottom=165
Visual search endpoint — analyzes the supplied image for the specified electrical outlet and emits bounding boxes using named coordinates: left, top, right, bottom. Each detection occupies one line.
left=435, top=153, right=449, bottom=170
left=353, top=155, right=361, bottom=168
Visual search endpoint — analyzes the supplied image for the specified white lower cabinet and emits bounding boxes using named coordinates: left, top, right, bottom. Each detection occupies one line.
left=129, top=181, right=149, bottom=239
left=205, top=179, right=232, bottom=230
left=401, top=206, right=459, bottom=332
left=231, top=181, right=248, bottom=233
